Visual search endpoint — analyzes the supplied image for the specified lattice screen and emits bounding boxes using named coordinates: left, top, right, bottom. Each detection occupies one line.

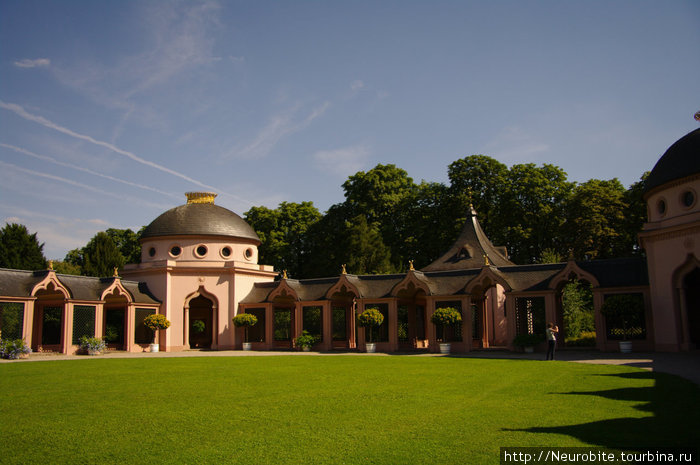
left=0, top=302, right=25, bottom=340
left=72, top=306, right=96, bottom=344
left=135, top=308, right=155, bottom=344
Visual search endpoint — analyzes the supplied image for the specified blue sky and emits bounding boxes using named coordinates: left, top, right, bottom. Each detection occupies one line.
left=1, top=0, right=699, bottom=260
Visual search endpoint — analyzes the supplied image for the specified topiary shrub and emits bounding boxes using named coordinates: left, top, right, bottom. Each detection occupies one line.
left=357, top=308, right=384, bottom=343
left=430, top=307, right=462, bottom=343
left=143, top=314, right=171, bottom=344
left=232, top=313, right=258, bottom=343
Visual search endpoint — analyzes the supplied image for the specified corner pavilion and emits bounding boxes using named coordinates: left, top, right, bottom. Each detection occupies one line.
left=1, top=128, right=698, bottom=354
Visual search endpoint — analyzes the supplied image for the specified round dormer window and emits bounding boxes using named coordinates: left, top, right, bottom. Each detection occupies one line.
left=244, top=248, right=254, bottom=261
left=170, top=246, right=182, bottom=257
left=657, top=199, right=666, bottom=216
left=681, top=190, right=695, bottom=208
left=148, top=247, right=156, bottom=257
left=221, top=246, right=232, bottom=258
left=195, top=245, right=208, bottom=258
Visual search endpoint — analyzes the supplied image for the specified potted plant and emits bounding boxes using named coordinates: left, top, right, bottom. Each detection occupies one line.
left=79, top=335, right=106, bottom=355
left=143, top=313, right=171, bottom=353
left=192, top=319, right=206, bottom=334
left=0, top=338, right=32, bottom=360
left=357, top=307, right=384, bottom=353
left=431, top=307, right=462, bottom=354
left=601, top=294, right=644, bottom=353
left=513, top=333, right=544, bottom=353
left=232, top=313, right=258, bottom=350
left=294, top=330, right=319, bottom=352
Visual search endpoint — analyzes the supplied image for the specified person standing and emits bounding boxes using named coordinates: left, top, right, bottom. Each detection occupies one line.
left=546, top=322, right=559, bottom=360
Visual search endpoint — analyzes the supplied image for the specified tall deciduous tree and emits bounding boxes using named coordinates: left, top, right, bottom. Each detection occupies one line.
left=81, top=232, right=125, bottom=277
left=0, top=223, right=47, bottom=271
left=105, top=228, right=142, bottom=264
left=245, top=201, right=321, bottom=278
left=564, top=179, right=627, bottom=260
left=345, top=215, right=393, bottom=275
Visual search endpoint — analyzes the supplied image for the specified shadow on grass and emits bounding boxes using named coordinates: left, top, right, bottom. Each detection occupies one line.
left=504, top=370, right=700, bottom=448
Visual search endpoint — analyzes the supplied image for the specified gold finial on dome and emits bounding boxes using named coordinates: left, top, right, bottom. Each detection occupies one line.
left=185, top=192, right=217, bottom=204
left=695, top=111, right=700, bottom=122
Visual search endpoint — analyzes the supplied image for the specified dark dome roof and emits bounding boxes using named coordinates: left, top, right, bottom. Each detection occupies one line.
left=141, top=193, right=260, bottom=243
left=645, top=128, right=700, bottom=195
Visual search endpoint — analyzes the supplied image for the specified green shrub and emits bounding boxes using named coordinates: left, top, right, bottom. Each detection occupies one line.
left=294, top=330, right=319, bottom=349
left=430, top=307, right=462, bottom=342
left=0, top=339, right=31, bottom=359
left=565, top=331, right=597, bottom=347
left=79, top=336, right=106, bottom=354
left=192, top=320, right=206, bottom=334
left=233, top=313, right=258, bottom=343
left=357, top=308, right=384, bottom=343
left=143, top=314, right=171, bottom=331
left=513, top=333, right=544, bottom=347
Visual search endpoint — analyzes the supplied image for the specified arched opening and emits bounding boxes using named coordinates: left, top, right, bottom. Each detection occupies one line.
left=329, top=287, right=356, bottom=349
left=104, top=291, right=129, bottom=350
left=469, top=283, right=507, bottom=349
left=32, top=282, right=66, bottom=353
left=684, top=267, right=700, bottom=346
left=558, top=279, right=596, bottom=347
left=272, top=296, right=295, bottom=349
left=189, top=295, right=214, bottom=349
left=395, top=283, right=428, bottom=350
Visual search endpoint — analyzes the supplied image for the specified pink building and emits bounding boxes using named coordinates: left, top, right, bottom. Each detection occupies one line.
left=1, top=128, right=698, bottom=353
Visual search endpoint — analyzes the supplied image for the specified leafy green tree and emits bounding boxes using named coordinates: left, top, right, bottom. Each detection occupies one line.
left=105, top=228, right=142, bottom=264
left=81, top=232, right=125, bottom=277
left=622, top=173, right=648, bottom=257
left=564, top=179, right=627, bottom=260
left=0, top=223, right=47, bottom=270
left=52, top=260, right=82, bottom=275
left=345, top=215, right=393, bottom=275
left=500, top=163, right=573, bottom=263
left=245, top=201, right=321, bottom=278
left=447, top=155, right=508, bottom=234
left=561, top=280, right=595, bottom=339
left=303, top=203, right=353, bottom=278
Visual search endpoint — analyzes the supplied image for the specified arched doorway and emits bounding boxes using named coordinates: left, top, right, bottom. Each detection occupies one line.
left=104, top=292, right=129, bottom=350
left=32, top=282, right=67, bottom=353
left=189, top=295, right=214, bottom=349
left=557, top=279, right=595, bottom=348
left=395, top=284, right=428, bottom=351
left=684, top=268, right=700, bottom=346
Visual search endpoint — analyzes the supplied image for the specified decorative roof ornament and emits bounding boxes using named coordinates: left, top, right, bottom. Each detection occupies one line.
left=185, top=192, right=217, bottom=204
left=483, top=254, right=491, bottom=266
left=341, top=264, right=347, bottom=275
left=695, top=110, right=700, bottom=122
left=48, top=260, right=53, bottom=271
left=408, top=260, right=415, bottom=271
left=282, top=269, right=288, bottom=280
left=113, top=267, right=119, bottom=278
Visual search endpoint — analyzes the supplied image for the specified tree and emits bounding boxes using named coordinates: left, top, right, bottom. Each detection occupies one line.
left=447, top=155, right=508, bottom=234
left=564, top=179, right=627, bottom=260
left=345, top=215, right=393, bottom=275
left=561, top=280, right=594, bottom=339
left=621, top=173, right=649, bottom=257
left=81, top=232, right=125, bottom=277
left=245, top=201, right=321, bottom=278
left=0, top=223, right=47, bottom=271
left=52, top=260, right=82, bottom=275
left=500, top=163, right=573, bottom=263
left=105, top=228, right=142, bottom=264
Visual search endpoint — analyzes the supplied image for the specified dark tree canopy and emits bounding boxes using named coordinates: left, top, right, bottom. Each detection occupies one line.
left=0, top=223, right=47, bottom=271
left=81, top=232, right=125, bottom=277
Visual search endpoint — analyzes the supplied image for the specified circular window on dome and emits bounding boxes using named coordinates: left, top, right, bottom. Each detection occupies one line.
left=244, top=248, right=254, bottom=261
left=221, top=246, right=232, bottom=258
left=657, top=199, right=667, bottom=216
left=681, top=190, right=696, bottom=208
left=195, top=245, right=208, bottom=258
left=148, top=247, right=156, bottom=257
left=170, top=245, right=182, bottom=257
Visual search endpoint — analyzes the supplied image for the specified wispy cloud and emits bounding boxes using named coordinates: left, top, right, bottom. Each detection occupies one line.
left=0, top=142, right=180, bottom=201
left=350, top=80, right=365, bottom=92
left=483, top=126, right=550, bottom=163
left=14, top=58, right=51, bottom=68
left=231, top=101, right=331, bottom=159
left=313, top=144, right=370, bottom=177
left=0, top=101, right=253, bottom=205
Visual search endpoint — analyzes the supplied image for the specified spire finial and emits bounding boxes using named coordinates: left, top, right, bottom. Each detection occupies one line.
left=185, top=192, right=217, bottom=204
left=113, top=267, right=119, bottom=277
left=341, top=264, right=347, bottom=275
left=408, top=260, right=415, bottom=271
left=483, top=254, right=491, bottom=266
left=48, top=260, right=53, bottom=271
left=282, top=269, right=288, bottom=280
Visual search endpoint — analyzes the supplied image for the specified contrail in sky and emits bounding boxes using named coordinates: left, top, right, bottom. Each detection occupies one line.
left=0, top=100, right=254, bottom=206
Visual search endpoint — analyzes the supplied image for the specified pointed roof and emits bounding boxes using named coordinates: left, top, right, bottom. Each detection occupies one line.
left=421, top=206, right=514, bottom=271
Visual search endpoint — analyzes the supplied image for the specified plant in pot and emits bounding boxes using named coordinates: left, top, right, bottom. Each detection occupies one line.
left=431, top=307, right=462, bottom=354
left=0, top=338, right=32, bottom=359
left=357, top=307, right=384, bottom=353
left=79, top=335, right=106, bottom=355
left=192, top=319, right=206, bottom=335
left=513, top=333, right=543, bottom=353
left=232, top=313, right=258, bottom=350
left=294, top=330, right=319, bottom=352
left=601, top=294, right=644, bottom=353
left=143, top=313, right=171, bottom=353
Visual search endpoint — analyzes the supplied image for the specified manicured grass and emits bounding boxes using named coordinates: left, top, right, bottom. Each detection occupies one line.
left=1, top=356, right=698, bottom=464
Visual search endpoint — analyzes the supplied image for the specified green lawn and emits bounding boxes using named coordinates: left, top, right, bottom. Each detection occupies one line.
left=1, top=356, right=698, bottom=464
